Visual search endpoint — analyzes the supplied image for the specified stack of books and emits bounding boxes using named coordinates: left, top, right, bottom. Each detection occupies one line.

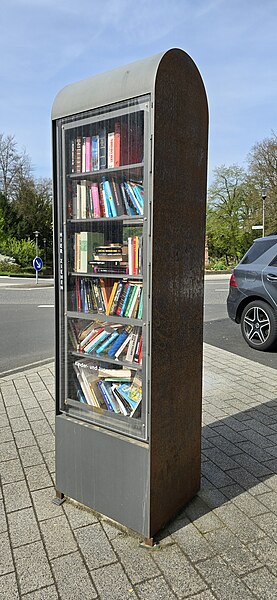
left=69, top=319, right=143, bottom=364
left=73, top=359, right=142, bottom=418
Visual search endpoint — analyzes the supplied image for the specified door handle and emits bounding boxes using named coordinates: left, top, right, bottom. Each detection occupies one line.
left=266, top=274, right=277, bottom=281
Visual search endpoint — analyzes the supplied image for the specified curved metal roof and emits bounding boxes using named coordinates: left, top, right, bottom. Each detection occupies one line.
left=52, top=49, right=177, bottom=120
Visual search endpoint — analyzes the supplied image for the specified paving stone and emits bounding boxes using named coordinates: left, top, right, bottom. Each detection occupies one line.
left=42, top=451, right=55, bottom=474
left=13, top=540, right=54, bottom=595
left=202, top=446, right=240, bottom=471
left=0, top=458, right=24, bottom=484
left=152, top=544, right=207, bottom=598
left=214, top=503, right=264, bottom=544
left=31, top=487, right=63, bottom=521
left=248, top=536, right=277, bottom=576
left=91, top=561, right=135, bottom=600
left=204, top=528, right=262, bottom=576
left=196, top=555, right=255, bottom=599
left=40, top=514, right=77, bottom=559
left=63, top=499, right=98, bottom=529
left=25, top=464, right=53, bottom=491
left=3, top=479, right=31, bottom=513
left=101, top=519, right=126, bottom=541
left=9, top=417, right=30, bottom=433
left=0, top=440, right=19, bottom=462
left=30, top=419, right=52, bottom=437
left=111, top=533, right=159, bottom=584
left=170, top=519, right=217, bottom=562
left=231, top=491, right=269, bottom=517
left=51, top=551, right=97, bottom=599
left=7, top=507, right=41, bottom=547
left=75, top=522, right=116, bottom=570
left=235, top=440, right=274, bottom=463
left=135, top=575, right=176, bottom=599
left=0, top=572, right=19, bottom=599
left=21, top=585, right=59, bottom=599
left=231, top=452, right=273, bottom=477
left=0, top=414, right=10, bottom=428
left=258, top=491, right=277, bottom=515
left=25, top=407, right=45, bottom=422
left=252, top=512, right=277, bottom=543
left=36, top=433, right=55, bottom=453
left=14, top=429, right=36, bottom=449
left=242, top=566, right=277, bottom=599
left=240, top=428, right=274, bottom=448
left=201, top=460, right=235, bottom=488
left=0, top=500, right=7, bottom=533
left=224, top=466, right=259, bottom=489
left=198, top=481, right=227, bottom=509
left=19, top=445, right=44, bottom=468
left=6, top=405, right=25, bottom=419
left=0, top=531, right=14, bottom=576
left=0, top=427, right=13, bottom=443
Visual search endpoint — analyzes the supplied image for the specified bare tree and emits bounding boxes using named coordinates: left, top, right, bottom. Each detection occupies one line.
left=0, top=133, right=32, bottom=200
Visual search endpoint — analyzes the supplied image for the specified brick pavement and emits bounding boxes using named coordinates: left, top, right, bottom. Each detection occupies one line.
left=0, top=343, right=277, bottom=599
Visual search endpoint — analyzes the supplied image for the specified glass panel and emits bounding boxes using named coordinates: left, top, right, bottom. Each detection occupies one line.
left=58, top=97, right=149, bottom=440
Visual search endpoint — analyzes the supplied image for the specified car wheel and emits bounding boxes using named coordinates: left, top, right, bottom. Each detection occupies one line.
left=241, top=300, right=277, bottom=351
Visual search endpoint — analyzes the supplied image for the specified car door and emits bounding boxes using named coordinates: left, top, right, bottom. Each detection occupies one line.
left=262, top=254, right=277, bottom=309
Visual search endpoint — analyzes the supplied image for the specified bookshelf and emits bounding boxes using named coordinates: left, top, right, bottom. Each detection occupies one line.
left=52, top=48, right=208, bottom=543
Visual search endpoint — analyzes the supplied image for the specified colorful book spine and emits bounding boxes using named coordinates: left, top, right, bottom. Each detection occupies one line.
left=91, top=183, right=101, bottom=218
left=102, top=177, right=117, bottom=217
left=114, top=122, right=120, bottom=167
left=92, top=135, right=100, bottom=171
left=97, top=381, right=114, bottom=411
left=85, top=137, right=91, bottom=172
left=95, top=330, right=119, bottom=354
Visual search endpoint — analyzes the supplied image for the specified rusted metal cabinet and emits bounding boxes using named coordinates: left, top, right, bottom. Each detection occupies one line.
left=52, top=48, right=208, bottom=543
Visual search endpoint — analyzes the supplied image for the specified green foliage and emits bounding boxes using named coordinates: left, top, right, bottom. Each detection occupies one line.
left=0, top=260, right=21, bottom=273
left=0, top=236, right=37, bottom=268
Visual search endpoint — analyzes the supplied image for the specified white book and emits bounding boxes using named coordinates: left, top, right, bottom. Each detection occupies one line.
left=80, top=181, right=87, bottom=219
left=108, top=132, right=115, bottom=168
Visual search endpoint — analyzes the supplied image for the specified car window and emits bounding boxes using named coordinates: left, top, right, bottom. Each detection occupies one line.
left=241, top=240, right=277, bottom=264
left=269, top=255, right=277, bottom=267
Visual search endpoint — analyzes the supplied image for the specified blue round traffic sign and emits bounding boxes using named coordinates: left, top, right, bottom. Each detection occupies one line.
left=33, top=256, right=43, bottom=271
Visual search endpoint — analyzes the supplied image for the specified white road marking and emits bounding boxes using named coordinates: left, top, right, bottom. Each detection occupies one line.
left=37, top=305, right=54, bottom=308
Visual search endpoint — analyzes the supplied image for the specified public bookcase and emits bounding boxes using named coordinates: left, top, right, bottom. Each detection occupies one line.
left=52, top=48, right=208, bottom=544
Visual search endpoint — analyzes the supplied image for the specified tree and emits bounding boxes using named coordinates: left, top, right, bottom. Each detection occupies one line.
left=0, top=133, right=31, bottom=201
left=247, top=133, right=277, bottom=233
left=14, top=177, right=53, bottom=256
left=206, top=165, right=255, bottom=264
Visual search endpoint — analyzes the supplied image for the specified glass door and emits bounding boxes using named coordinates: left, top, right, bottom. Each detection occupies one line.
left=56, top=96, right=151, bottom=440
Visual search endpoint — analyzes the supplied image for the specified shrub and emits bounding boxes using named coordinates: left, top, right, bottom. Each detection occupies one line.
left=0, top=237, right=37, bottom=268
left=0, top=260, right=21, bottom=273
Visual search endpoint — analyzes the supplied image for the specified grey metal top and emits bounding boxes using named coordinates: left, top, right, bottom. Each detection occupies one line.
left=52, top=49, right=175, bottom=120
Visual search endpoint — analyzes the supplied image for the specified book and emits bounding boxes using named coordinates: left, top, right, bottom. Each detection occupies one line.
left=91, top=183, right=101, bottom=218
left=95, top=330, right=119, bottom=354
left=85, top=137, right=91, bottom=172
left=114, top=121, right=120, bottom=167
left=99, top=126, right=106, bottom=169
left=107, top=329, right=129, bottom=357
left=102, top=177, right=117, bottom=217
left=108, top=132, right=114, bottom=168
left=106, top=281, right=118, bottom=315
left=75, top=232, right=105, bottom=274
left=124, top=181, right=143, bottom=215
left=92, top=135, right=100, bottom=171
left=97, top=380, right=114, bottom=411
left=111, top=178, right=125, bottom=216
left=126, top=326, right=139, bottom=362
left=76, top=137, right=82, bottom=173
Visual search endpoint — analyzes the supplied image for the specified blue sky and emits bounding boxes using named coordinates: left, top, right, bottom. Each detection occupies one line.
left=0, top=0, right=276, bottom=183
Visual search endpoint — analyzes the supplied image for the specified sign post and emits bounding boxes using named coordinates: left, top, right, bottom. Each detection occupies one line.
left=33, top=256, right=43, bottom=284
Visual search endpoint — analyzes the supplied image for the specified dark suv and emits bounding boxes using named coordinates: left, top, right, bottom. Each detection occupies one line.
left=227, top=235, right=277, bottom=351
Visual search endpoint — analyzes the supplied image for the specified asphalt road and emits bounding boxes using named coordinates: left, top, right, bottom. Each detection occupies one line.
left=204, top=275, right=277, bottom=370
left=0, top=274, right=276, bottom=375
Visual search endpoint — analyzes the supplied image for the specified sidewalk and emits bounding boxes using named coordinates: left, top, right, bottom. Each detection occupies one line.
left=0, top=344, right=277, bottom=599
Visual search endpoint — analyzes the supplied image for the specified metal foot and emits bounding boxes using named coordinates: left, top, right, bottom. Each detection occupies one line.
left=139, top=537, right=160, bottom=550
left=52, top=490, right=66, bottom=506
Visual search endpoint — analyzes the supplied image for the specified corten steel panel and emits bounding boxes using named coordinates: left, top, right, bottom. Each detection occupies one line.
left=149, top=49, right=208, bottom=536
left=56, top=415, right=150, bottom=537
